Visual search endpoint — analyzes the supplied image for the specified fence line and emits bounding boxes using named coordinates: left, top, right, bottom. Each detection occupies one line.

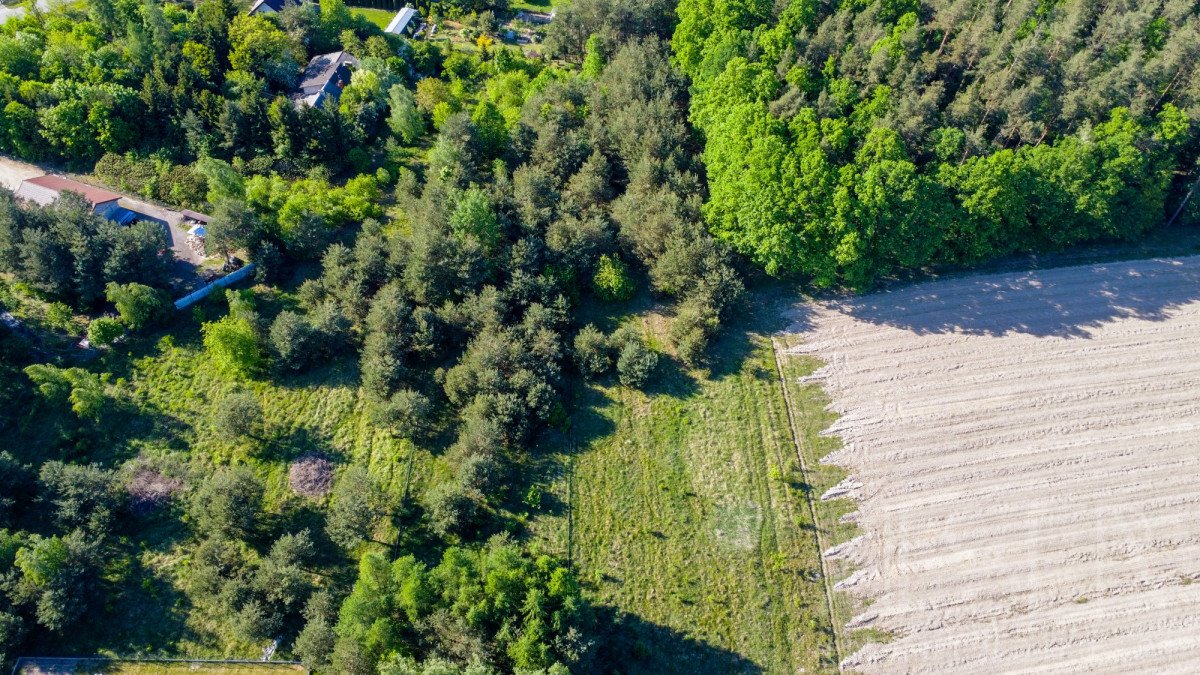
left=174, top=263, right=257, bottom=310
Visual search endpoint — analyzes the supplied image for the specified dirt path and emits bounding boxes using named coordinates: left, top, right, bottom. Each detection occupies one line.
left=771, top=336, right=843, bottom=670
left=785, top=257, right=1200, bottom=673
left=0, top=155, right=43, bottom=192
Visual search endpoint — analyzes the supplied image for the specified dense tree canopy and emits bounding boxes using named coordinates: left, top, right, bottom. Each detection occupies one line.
left=675, top=0, right=1200, bottom=287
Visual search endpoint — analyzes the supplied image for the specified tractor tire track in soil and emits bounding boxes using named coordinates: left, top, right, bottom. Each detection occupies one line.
left=784, top=256, right=1200, bottom=673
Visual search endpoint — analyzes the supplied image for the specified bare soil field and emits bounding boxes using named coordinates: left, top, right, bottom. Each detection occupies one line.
left=783, top=256, right=1200, bottom=673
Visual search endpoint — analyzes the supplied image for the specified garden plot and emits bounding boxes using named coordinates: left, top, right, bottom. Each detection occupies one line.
left=785, top=256, right=1200, bottom=673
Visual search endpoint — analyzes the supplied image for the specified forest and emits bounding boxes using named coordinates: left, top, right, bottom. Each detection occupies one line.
left=0, top=0, right=739, bottom=671
left=0, top=0, right=1197, bottom=673
left=674, top=0, right=1200, bottom=287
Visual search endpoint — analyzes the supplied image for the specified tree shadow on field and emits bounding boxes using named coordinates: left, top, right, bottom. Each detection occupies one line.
left=590, top=607, right=763, bottom=674
left=818, top=257, right=1200, bottom=339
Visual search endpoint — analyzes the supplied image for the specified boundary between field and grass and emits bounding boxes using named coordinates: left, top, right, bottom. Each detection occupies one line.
left=769, top=336, right=843, bottom=672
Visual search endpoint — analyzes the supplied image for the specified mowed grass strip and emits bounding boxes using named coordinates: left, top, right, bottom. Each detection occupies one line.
left=533, top=309, right=841, bottom=673
left=772, top=333, right=882, bottom=655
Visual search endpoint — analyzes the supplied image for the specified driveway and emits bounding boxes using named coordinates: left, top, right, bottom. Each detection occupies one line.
left=0, top=156, right=44, bottom=192
left=0, top=0, right=50, bottom=23
left=1, top=154, right=210, bottom=291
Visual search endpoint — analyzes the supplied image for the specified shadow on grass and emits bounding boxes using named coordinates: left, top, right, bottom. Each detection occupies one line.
left=590, top=607, right=763, bottom=674
left=640, top=352, right=700, bottom=399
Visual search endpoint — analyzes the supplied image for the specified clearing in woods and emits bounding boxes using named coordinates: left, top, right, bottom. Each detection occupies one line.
left=531, top=297, right=863, bottom=673
left=785, top=256, right=1200, bottom=672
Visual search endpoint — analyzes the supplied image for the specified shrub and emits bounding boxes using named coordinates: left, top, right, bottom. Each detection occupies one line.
left=372, top=389, right=434, bottom=439
left=573, top=324, right=611, bottom=377
left=214, top=390, right=263, bottom=440
left=614, top=329, right=657, bottom=388
left=426, top=483, right=481, bottom=538
left=669, top=300, right=720, bottom=366
left=592, top=254, right=634, bottom=302
left=269, top=310, right=316, bottom=372
left=105, top=282, right=169, bottom=331
left=325, top=466, right=386, bottom=550
left=189, top=466, right=264, bottom=539
left=289, top=455, right=334, bottom=498
left=86, top=317, right=123, bottom=347
left=202, top=315, right=265, bottom=378
left=45, top=302, right=76, bottom=332
left=125, top=467, right=184, bottom=514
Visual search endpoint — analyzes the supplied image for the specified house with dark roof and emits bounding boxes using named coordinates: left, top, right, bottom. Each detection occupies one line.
left=14, top=175, right=140, bottom=225
left=384, top=7, right=420, bottom=36
left=292, top=51, right=359, bottom=108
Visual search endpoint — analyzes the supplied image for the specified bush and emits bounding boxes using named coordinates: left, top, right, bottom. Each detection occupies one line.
left=372, top=389, right=434, bottom=439
left=614, top=328, right=657, bottom=388
left=426, top=483, right=481, bottom=538
left=669, top=300, right=719, bottom=366
left=325, top=466, right=386, bottom=550
left=289, top=455, right=334, bottom=498
left=189, top=466, right=264, bottom=539
left=105, top=282, right=170, bottom=331
left=592, top=254, right=634, bottom=302
left=573, top=324, right=611, bottom=377
left=214, top=390, right=263, bottom=440
left=269, top=310, right=316, bottom=372
left=456, top=452, right=504, bottom=494
left=45, top=302, right=76, bottom=333
left=202, top=315, right=265, bottom=378
left=86, top=317, right=123, bottom=347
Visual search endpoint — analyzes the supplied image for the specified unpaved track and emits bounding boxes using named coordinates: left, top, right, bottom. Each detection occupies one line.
left=784, top=257, right=1200, bottom=673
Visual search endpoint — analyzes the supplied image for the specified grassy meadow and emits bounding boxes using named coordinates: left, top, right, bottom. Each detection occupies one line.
left=349, top=7, right=395, bottom=30
left=528, top=294, right=861, bottom=673
left=3, top=268, right=867, bottom=668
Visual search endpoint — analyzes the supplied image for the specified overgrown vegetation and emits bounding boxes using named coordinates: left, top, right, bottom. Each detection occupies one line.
left=0, top=0, right=755, bottom=670
left=4, top=0, right=1196, bottom=672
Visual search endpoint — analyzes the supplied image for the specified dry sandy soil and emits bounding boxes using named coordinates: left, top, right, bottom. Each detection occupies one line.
left=783, top=256, right=1200, bottom=673
left=0, top=156, right=44, bottom=191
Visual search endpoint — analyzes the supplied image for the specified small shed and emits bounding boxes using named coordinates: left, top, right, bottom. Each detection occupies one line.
left=181, top=209, right=212, bottom=226
left=384, top=6, right=420, bottom=36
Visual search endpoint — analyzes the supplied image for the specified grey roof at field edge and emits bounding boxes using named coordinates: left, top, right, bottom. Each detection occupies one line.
left=247, top=0, right=291, bottom=15
left=293, top=51, right=358, bottom=108
left=384, top=6, right=419, bottom=35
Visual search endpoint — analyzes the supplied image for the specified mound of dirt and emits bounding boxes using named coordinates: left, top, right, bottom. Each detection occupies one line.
left=289, top=454, right=334, bottom=498
left=126, top=467, right=184, bottom=513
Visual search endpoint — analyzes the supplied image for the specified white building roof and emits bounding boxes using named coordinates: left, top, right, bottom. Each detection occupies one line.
left=385, top=7, right=418, bottom=34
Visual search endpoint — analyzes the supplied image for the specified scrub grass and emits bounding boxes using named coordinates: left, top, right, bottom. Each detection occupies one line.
left=529, top=294, right=855, bottom=673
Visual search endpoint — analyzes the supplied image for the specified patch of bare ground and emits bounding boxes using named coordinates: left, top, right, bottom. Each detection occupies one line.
left=784, top=257, right=1200, bottom=673
left=288, top=454, right=334, bottom=498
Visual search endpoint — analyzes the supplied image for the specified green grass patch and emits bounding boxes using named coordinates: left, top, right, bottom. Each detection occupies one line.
left=509, top=0, right=554, bottom=13
left=350, top=6, right=395, bottom=29
left=529, top=295, right=848, bottom=673
left=772, top=333, right=878, bottom=655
